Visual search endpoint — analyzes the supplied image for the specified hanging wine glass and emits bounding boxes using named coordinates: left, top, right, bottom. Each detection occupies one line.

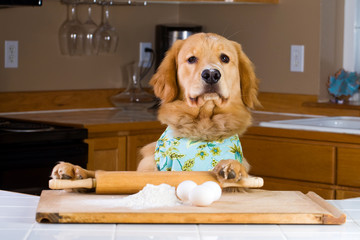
left=59, top=3, right=71, bottom=55
left=82, top=1, right=98, bottom=56
left=58, top=2, right=84, bottom=56
left=94, top=0, right=119, bottom=55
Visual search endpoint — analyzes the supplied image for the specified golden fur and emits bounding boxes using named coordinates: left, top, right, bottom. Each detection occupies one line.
left=51, top=162, right=94, bottom=180
left=50, top=33, right=260, bottom=186
left=137, top=33, right=260, bottom=172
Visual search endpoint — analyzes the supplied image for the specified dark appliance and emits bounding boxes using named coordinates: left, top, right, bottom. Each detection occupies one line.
left=0, top=118, right=88, bottom=195
left=0, top=0, right=42, bottom=6
left=155, top=24, right=202, bottom=69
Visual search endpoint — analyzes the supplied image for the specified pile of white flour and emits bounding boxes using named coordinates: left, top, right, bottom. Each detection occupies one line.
left=115, top=183, right=181, bottom=209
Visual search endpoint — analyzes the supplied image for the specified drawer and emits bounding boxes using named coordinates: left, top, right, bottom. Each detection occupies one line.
left=337, top=147, right=360, bottom=188
left=242, top=137, right=335, bottom=184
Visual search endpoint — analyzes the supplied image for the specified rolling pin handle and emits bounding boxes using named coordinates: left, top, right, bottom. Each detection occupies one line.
left=49, top=178, right=96, bottom=190
left=220, top=176, right=264, bottom=189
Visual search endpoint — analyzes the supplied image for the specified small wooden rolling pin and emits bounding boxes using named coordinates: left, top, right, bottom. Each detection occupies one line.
left=49, top=171, right=263, bottom=194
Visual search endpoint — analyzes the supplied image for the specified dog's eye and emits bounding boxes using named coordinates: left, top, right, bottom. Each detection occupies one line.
left=220, top=54, right=230, bottom=63
left=187, top=56, right=198, bottom=64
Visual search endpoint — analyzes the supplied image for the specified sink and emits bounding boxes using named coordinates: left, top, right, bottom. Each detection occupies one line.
left=259, top=116, right=360, bottom=134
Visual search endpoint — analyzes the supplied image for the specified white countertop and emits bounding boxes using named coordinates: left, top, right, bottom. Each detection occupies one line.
left=1, top=190, right=360, bottom=240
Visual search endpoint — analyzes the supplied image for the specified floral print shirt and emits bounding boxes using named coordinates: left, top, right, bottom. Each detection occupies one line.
left=155, top=127, right=243, bottom=171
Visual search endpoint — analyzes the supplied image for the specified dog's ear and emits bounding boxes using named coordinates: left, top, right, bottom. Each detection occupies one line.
left=233, top=41, right=261, bottom=109
left=150, top=40, right=184, bottom=103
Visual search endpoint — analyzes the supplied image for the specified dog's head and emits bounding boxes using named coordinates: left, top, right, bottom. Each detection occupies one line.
left=151, top=32, right=260, bottom=109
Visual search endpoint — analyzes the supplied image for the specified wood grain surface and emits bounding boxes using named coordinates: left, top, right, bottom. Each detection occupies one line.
left=36, top=190, right=346, bottom=224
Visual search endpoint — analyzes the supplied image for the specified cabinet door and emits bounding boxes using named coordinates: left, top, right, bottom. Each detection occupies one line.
left=261, top=177, right=335, bottom=199
left=337, top=147, right=360, bottom=188
left=86, top=137, right=126, bottom=171
left=127, top=133, right=162, bottom=171
left=336, top=189, right=360, bottom=199
left=241, top=137, right=336, bottom=184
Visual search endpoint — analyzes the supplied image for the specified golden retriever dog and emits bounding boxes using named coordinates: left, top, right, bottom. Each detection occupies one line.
left=51, top=33, right=259, bottom=186
left=137, top=32, right=259, bottom=183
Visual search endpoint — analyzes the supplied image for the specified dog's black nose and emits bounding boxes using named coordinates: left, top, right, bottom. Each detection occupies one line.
left=201, top=69, right=221, bottom=85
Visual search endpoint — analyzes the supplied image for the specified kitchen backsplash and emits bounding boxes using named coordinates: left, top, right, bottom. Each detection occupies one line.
left=0, top=0, right=343, bottom=103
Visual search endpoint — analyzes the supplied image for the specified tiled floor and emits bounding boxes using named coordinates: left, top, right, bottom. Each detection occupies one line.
left=1, top=190, right=360, bottom=240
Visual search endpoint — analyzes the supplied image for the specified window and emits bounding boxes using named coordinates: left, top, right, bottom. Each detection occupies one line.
left=355, top=0, right=360, bottom=71
left=344, top=0, right=360, bottom=72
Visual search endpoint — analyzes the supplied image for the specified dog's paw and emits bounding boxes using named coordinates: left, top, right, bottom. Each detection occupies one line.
left=51, top=162, right=88, bottom=180
left=213, top=159, right=248, bottom=184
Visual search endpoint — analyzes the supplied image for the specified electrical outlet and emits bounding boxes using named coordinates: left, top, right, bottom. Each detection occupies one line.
left=290, top=45, right=304, bottom=72
left=139, top=42, right=152, bottom=68
left=5, top=40, right=18, bottom=68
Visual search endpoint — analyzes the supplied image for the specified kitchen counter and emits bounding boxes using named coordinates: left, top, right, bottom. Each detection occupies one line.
left=0, top=108, right=162, bottom=134
left=1, top=190, right=360, bottom=240
left=3, top=108, right=360, bottom=144
left=0, top=108, right=312, bottom=126
left=0, top=108, right=315, bottom=134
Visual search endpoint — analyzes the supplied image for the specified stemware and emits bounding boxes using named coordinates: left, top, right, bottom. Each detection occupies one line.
left=82, top=2, right=98, bottom=55
left=58, top=4, right=70, bottom=55
left=58, top=2, right=85, bottom=56
left=94, top=1, right=119, bottom=55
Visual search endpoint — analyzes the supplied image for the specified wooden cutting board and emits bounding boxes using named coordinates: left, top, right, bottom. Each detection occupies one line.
left=36, top=190, right=345, bottom=224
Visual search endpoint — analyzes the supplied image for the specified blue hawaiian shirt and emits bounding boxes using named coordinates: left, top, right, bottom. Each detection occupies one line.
left=154, top=127, right=243, bottom=171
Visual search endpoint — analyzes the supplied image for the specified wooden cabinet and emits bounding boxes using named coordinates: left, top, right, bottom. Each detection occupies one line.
left=86, top=137, right=127, bottom=171
left=335, top=147, right=360, bottom=199
left=241, top=136, right=336, bottom=199
left=337, top=147, right=360, bottom=188
left=86, top=128, right=164, bottom=171
left=242, top=137, right=335, bottom=184
left=241, top=129, right=360, bottom=199
left=261, top=177, right=335, bottom=199
left=84, top=127, right=360, bottom=199
left=127, top=133, right=163, bottom=171
left=336, top=189, right=360, bottom=199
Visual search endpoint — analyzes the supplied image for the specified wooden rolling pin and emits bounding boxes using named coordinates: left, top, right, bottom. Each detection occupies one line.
left=49, top=171, right=263, bottom=194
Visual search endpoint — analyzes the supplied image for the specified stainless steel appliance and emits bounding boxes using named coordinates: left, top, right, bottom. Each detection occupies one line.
left=0, top=118, right=87, bottom=195
left=155, top=24, right=202, bottom=69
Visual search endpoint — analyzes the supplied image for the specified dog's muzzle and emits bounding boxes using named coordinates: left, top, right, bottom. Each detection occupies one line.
left=201, top=69, right=221, bottom=85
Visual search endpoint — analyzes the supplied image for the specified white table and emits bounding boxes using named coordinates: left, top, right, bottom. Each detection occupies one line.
left=1, top=190, right=360, bottom=240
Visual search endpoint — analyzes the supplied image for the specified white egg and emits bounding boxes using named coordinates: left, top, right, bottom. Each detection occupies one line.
left=188, top=185, right=214, bottom=207
left=176, top=180, right=197, bottom=202
left=201, top=181, right=222, bottom=201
